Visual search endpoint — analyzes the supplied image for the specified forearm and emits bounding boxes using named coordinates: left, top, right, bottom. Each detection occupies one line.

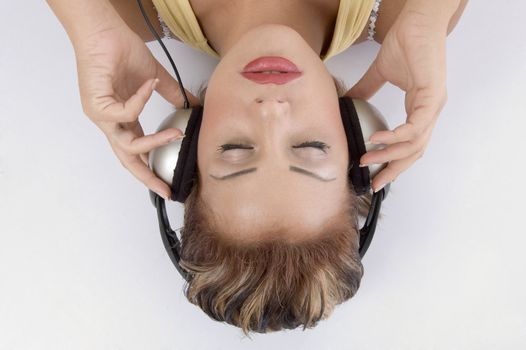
left=375, top=0, right=468, bottom=43
left=46, top=0, right=126, bottom=47
left=403, top=0, right=463, bottom=28
left=108, top=0, right=163, bottom=42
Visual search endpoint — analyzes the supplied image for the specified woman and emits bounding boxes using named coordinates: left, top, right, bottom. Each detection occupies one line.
left=46, top=0, right=468, bottom=334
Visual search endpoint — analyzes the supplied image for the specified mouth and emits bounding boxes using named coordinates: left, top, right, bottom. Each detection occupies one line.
left=241, top=56, right=302, bottom=85
left=241, top=71, right=302, bottom=84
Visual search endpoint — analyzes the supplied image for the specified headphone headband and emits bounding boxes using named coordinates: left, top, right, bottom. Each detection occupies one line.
left=148, top=96, right=391, bottom=280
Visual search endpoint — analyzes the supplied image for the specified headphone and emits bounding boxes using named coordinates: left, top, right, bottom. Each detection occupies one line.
left=136, top=0, right=390, bottom=281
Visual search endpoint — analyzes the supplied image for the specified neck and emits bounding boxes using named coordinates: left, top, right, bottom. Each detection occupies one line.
left=194, top=0, right=338, bottom=58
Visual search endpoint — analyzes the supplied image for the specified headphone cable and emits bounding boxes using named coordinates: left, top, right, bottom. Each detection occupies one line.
left=136, top=0, right=190, bottom=109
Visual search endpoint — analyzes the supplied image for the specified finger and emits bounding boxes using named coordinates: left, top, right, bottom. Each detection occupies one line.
left=115, top=126, right=185, bottom=155
left=118, top=152, right=172, bottom=200
left=359, top=139, right=426, bottom=166
left=139, top=152, right=149, bottom=166
left=92, top=78, right=158, bottom=123
left=345, top=57, right=387, bottom=100
left=368, top=102, right=441, bottom=144
left=155, top=61, right=200, bottom=107
left=370, top=151, right=423, bottom=193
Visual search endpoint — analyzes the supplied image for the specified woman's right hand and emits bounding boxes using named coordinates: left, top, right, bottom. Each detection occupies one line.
left=73, top=21, right=198, bottom=200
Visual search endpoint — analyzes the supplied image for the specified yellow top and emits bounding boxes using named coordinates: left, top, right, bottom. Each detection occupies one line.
left=152, top=0, right=375, bottom=61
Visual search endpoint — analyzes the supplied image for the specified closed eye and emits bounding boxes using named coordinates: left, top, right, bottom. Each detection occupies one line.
left=292, top=140, right=329, bottom=153
left=217, top=140, right=329, bottom=153
left=217, top=143, right=254, bottom=152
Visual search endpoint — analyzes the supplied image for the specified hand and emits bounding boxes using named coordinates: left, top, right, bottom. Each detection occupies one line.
left=74, top=22, right=199, bottom=200
left=346, top=9, right=449, bottom=193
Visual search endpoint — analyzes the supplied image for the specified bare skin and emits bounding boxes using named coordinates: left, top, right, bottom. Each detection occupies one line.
left=113, top=0, right=399, bottom=49
left=107, top=0, right=468, bottom=240
left=47, top=0, right=468, bottom=206
left=112, top=0, right=467, bottom=52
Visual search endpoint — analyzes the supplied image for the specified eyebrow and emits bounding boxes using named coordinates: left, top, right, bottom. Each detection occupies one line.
left=209, top=166, right=336, bottom=182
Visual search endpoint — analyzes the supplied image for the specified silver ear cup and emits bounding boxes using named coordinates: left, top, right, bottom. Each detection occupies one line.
left=149, top=109, right=194, bottom=186
left=351, top=99, right=390, bottom=179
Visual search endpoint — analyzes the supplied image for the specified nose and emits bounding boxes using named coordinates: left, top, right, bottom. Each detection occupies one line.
left=253, top=98, right=289, bottom=118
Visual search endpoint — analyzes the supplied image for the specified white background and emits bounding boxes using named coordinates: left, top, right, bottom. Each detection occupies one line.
left=1, top=1, right=525, bottom=349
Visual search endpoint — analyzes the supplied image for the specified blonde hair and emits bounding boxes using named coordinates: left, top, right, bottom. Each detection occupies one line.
left=180, top=76, right=374, bottom=334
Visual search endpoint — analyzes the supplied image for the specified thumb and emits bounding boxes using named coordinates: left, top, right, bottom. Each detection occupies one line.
left=346, top=58, right=386, bottom=100
left=154, top=61, right=200, bottom=108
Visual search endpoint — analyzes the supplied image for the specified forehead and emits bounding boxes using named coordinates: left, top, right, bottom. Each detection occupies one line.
left=200, top=173, right=350, bottom=241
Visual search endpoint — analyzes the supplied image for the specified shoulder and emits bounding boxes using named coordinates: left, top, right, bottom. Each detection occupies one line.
left=109, top=0, right=183, bottom=43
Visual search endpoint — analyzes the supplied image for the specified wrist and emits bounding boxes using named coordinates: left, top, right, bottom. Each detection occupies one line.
left=403, top=0, right=461, bottom=26
left=47, top=0, right=127, bottom=47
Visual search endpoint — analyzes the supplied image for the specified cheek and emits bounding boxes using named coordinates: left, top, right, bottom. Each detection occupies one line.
left=332, top=119, right=350, bottom=169
left=202, top=90, right=232, bottom=129
left=315, top=101, right=349, bottom=169
left=198, top=97, right=236, bottom=172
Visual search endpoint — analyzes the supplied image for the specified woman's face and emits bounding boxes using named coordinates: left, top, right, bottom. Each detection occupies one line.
left=197, top=24, right=350, bottom=241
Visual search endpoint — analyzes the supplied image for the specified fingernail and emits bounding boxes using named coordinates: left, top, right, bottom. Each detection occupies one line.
left=374, top=182, right=386, bottom=193
left=151, top=78, right=160, bottom=90
left=156, top=190, right=170, bottom=200
left=155, top=191, right=168, bottom=200
left=167, top=134, right=185, bottom=143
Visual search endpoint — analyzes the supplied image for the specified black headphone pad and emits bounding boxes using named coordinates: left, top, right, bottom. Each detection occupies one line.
left=171, top=106, right=203, bottom=202
left=338, top=96, right=371, bottom=196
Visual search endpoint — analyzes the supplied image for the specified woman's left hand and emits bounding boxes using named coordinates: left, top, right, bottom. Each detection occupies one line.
left=346, top=7, right=451, bottom=193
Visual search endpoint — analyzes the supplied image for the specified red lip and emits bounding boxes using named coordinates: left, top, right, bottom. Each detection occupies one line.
left=241, top=56, right=302, bottom=85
